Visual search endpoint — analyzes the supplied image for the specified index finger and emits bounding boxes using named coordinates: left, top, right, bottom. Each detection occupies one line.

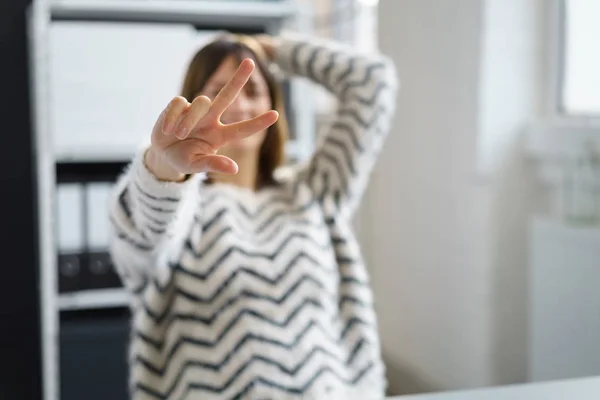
left=208, top=58, right=255, bottom=118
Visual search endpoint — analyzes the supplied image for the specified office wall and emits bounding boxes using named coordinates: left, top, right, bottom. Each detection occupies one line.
left=366, top=0, right=547, bottom=394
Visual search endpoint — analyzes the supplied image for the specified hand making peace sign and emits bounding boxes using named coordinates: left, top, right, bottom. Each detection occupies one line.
left=149, top=58, right=279, bottom=177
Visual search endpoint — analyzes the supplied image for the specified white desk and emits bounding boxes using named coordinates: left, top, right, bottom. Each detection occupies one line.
left=389, top=376, right=600, bottom=400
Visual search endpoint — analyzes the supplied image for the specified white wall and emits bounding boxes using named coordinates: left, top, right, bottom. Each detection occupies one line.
left=364, top=0, right=549, bottom=394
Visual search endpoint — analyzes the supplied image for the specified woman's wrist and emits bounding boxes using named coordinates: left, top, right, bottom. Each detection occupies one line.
left=143, top=147, right=187, bottom=182
left=255, top=35, right=278, bottom=60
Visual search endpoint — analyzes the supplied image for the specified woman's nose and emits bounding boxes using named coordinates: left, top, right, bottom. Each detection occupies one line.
left=226, top=92, right=251, bottom=116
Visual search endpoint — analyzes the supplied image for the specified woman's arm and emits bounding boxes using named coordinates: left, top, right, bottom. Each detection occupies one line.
left=109, top=60, right=278, bottom=296
left=268, top=36, right=399, bottom=218
left=109, top=148, right=200, bottom=296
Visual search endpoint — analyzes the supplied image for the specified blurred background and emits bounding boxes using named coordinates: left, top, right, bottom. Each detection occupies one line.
left=2, top=0, right=600, bottom=399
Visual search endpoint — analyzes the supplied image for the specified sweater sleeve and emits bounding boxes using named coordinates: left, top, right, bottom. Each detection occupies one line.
left=275, top=37, right=399, bottom=218
left=108, top=148, right=201, bottom=295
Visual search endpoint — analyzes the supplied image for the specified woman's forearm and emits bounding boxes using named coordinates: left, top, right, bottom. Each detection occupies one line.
left=144, top=146, right=187, bottom=182
left=109, top=148, right=199, bottom=293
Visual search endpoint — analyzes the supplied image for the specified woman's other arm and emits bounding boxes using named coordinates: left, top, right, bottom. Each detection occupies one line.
left=262, top=35, right=399, bottom=219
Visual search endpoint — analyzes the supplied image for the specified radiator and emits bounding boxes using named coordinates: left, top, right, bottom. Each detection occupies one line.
left=529, top=217, right=600, bottom=382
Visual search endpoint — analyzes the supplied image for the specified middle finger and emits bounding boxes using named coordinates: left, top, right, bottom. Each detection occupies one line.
left=173, top=95, right=212, bottom=139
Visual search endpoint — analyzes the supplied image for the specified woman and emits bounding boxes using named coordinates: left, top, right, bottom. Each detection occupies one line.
left=109, top=33, right=398, bottom=400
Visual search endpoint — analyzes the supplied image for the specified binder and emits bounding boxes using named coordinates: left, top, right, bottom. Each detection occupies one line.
left=86, top=183, right=122, bottom=290
left=56, top=184, right=84, bottom=293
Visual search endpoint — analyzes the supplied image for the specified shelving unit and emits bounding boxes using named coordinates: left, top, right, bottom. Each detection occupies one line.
left=58, top=288, right=131, bottom=311
left=28, top=1, right=314, bottom=399
left=50, top=0, right=297, bottom=23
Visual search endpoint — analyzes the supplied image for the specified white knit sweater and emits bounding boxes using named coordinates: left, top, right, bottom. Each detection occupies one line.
left=109, top=36, right=398, bottom=400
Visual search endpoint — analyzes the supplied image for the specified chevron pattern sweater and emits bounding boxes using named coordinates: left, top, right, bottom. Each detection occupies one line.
left=109, top=37, right=398, bottom=400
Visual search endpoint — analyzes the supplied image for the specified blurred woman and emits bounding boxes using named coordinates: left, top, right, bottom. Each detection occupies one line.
left=109, top=33, right=398, bottom=399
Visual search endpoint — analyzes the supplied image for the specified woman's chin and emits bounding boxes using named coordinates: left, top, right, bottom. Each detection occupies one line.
left=221, top=139, right=261, bottom=155
left=227, top=134, right=265, bottom=152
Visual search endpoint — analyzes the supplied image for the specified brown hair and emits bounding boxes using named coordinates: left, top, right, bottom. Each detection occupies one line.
left=180, top=34, right=289, bottom=188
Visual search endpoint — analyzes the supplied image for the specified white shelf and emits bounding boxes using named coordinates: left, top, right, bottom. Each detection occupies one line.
left=55, top=147, right=141, bottom=163
left=54, top=139, right=304, bottom=164
left=49, top=0, right=299, bottom=26
left=58, top=288, right=131, bottom=311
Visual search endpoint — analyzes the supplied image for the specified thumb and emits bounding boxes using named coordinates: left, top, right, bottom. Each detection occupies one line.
left=190, top=155, right=239, bottom=175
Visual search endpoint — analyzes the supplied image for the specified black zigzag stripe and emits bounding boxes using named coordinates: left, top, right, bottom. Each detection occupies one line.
left=339, top=295, right=369, bottom=309
left=341, top=276, right=363, bottom=285
left=135, top=336, right=369, bottom=400
left=136, top=315, right=370, bottom=379
left=349, top=81, right=390, bottom=106
left=176, top=258, right=329, bottom=299
left=200, top=196, right=285, bottom=225
left=201, top=181, right=304, bottom=221
left=118, top=189, right=133, bottom=219
left=310, top=149, right=350, bottom=195
left=138, top=331, right=367, bottom=382
left=340, top=316, right=368, bottom=340
left=135, top=343, right=373, bottom=400
left=335, top=56, right=356, bottom=85
left=116, top=231, right=152, bottom=251
left=339, top=62, right=387, bottom=99
left=135, top=319, right=320, bottom=375
left=330, top=120, right=363, bottom=153
left=158, top=282, right=329, bottom=333
left=143, top=271, right=331, bottom=328
left=145, top=223, right=166, bottom=235
left=338, top=273, right=366, bottom=287
left=134, top=180, right=180, bottom=202
left=136, top=193, right=177, bottom=214
left=219, top=362, right=374, bottom=400
left=291, top=42, right=310, bottom=74
left=143, top=276, right=370, bottom=344
left=323, top=136, right=358, bottom=176
left=332, top=236, right=348, bottom=245
left=183, top=230, right=332, bottom=269
left=338, top=103, right=388, bottom=130
left=199, top=204, right=320, bottom=243
left=334, top=188, right=343, bottom=209
left=337, top=256, right=359, bottom=264
left=253, top=204, right=317, bottom=235
left=132, top=276, right=149, bottom=295
left=308, top=168, right=330, bottom=204
left=200, top=197, right=317, bottom=236
left=141, top=247, right=334, bottom=319
left=149, top=249, right=330, bottom=301
left=198, top=210, right=320, bottom=247
left=111, top=216, right=153, bottom=251
left=306, top=46, right=324, bottom=83
left=320, top=50, right=341, bottom=92
left=139, top=206, right=170, bottom=228
left=138, top=298, right=324, bottom=352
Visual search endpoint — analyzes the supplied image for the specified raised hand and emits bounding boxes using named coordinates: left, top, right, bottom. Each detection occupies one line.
left=147, top=58, right=279, bottom=180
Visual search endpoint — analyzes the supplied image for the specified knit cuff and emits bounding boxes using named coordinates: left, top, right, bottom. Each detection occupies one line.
left=131, top=147, right=203, bottom=202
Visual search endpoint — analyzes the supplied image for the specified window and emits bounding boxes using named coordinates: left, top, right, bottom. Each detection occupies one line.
left=559, top=0, right=600, bottom=116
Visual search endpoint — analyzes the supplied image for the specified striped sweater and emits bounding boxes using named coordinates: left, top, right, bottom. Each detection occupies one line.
left=109, top=36, right=398, bottom=400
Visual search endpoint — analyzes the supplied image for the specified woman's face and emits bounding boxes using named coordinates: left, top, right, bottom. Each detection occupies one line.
left=200, top=55, right=273, bottom=154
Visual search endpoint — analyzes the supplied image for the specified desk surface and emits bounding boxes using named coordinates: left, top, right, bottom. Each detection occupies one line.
left=389, top=376, right=600, bottom=400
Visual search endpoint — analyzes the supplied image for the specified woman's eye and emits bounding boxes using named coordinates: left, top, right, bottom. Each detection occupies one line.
left=247, top=88, right=266, bottom=98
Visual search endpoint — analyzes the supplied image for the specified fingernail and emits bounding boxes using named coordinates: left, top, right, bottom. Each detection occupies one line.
left=163, top=122, right=173, bottom=134
left=176, top=126, right=187, bottom=139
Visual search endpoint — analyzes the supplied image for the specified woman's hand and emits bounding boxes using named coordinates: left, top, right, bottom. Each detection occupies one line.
left=146, top=58, right=279, bottom=181
left=254, top=34, right=278, bottom=60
